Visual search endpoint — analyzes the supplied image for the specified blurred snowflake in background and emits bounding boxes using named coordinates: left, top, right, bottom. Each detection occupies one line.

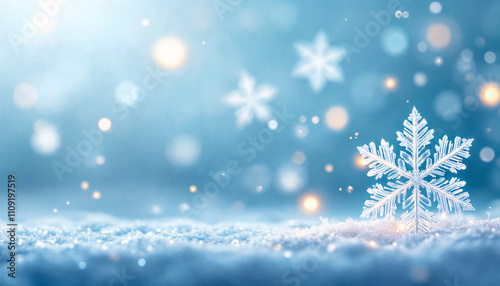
left=223, top=70, right=277, bottom=128
left=358, top=107, right=474, bottom=233
left=293, top=31, right=345, bottom=92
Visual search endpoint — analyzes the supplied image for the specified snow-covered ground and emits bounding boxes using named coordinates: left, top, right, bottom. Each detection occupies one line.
left=1, top=214, right=499, bottom=285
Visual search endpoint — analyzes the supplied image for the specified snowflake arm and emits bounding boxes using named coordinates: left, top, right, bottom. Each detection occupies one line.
left=401, top=185, right=434, bottom=233
left=357, top=140, right=411, bottom=180
left=361, top=181, right=412, bottom=219
left=421, top=178, right=475, bottom=214
left=396, top=107, right=434, bottom=171
left=421, top=136, right=474, bottom=178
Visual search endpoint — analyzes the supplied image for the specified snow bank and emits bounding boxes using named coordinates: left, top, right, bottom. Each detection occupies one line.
left=1, top=214, right=499, bottom=285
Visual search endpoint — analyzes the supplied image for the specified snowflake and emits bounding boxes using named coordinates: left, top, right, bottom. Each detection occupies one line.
left=357, top=107, right=474, bottom=233
left=293, top=31, right=345, bottom=92
left=223, top=70, right=277, bottom=128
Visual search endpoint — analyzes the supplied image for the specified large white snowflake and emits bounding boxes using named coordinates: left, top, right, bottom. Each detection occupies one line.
left=293, top=31, right=345, bottom=92
left=357, top=107, right=474, bottom=233
left=223, top=71, right=277, bottom=128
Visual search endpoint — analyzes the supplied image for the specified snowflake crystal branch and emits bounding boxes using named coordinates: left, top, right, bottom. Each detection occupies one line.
left=357, top=107, right=474, bottom=233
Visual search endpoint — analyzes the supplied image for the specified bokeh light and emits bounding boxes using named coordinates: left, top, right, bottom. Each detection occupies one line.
left=189, top=185, right=197, bottom=193
left=434, top=91, right=462, bottom=119
left=429, top=2, right=442, bottom=14
left=414, top=72, right=428, bottom=86
left=426, top=23, right=451, bottom=49
left=324, top=164, right=334, bottom=173
left=479, top=82, right=500, bottom=107
left=302, top=195, right=319, bottom=212
left=81, top=181, right=89, bottom=190
left=380, top=27, right=409, bottom=56
left=384, top=77, right=397, bottom=90
left=292, top=151, right=306, bottom=165
left=98, top=118, right=112, bottom=132
left=355, top=154, right=367, bottom=169
left=153, top=37, right=187, bottom=69
left=96, top=156, right=106, bottom=165
left=92, top=191, right=101, bottom=199
left=13, top=83, right=38, bottom=109
left=484, top=51, right=496, bottom=64
left=165, top=135, right=201, bottom=167
left=325, top=106, right=348, bottom=130
left=31, top=120, right=61, bottom=155
left=277, top=165, right=306, bottom=193
left=480, top=147, right=495, bottom=163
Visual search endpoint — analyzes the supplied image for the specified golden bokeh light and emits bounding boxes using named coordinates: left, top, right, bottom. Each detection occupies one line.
left=325, top=106, right=349, bottom=130
left=302, top=195, right=319, bottom=212
left=355, top=154, right=367, bottom=169
left=92, top=191, right=101, bottom=199
left=324, top=164, right=334, bottom=173
left=189, top=185, right=197, bottom=193
left=479, top=82, right=500, bottom=107
left=98, top=117, right=112, bottom=132
left=384, top=77, right=397, bottom=90
left=81, top=181, right=89, bottom=190
left=426, top=23, right=451, bottom=49
left=153, top=37, right=187, bottom=69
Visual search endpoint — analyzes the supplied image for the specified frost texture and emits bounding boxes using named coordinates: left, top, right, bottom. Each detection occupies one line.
left=2, top=215, right=499, bottom=286
left=358, top=107, right=474, bottom=233
left=222, top=70, right=277, bottom=128
left=293, top=31, right=345, bottom=92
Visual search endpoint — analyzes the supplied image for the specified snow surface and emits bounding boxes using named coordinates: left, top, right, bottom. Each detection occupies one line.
left=1, top=214, right=499, bottom=285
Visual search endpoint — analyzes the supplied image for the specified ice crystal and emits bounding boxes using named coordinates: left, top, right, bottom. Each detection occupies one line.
left=223, top=70, right=277, bottom=128
left=293, top=31, right=345, bottom=92
left=357, top=107, right=474, bottom=233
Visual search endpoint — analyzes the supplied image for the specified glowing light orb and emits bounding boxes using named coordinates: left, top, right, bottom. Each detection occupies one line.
left=384, top=77, right=397, bottom=90
left=325, top=106, right=348, bottom=130
left=98, top=117, right=112, bottom=132
left=189, top=185, right=197, bottom=193
left=268, top=120, right=278, bottom=130
left=426, top=23, right=451, bottom=49
left=165, top=135, right=201, bottom=167
left=480, top=147, right=495, bottom=163
left=95, top=156, right=106, bottom=165
left=292, top=151, right=306, bottom=165
left=480, top=82, right=500, bottom=107
left=81, top=181, right=89, bottom=190
left=355, top=154, right=367, bottom=169
left=138, top=259, right=146, bottom=267
left=429, top=2, right=442, bottom=14
left=302, top=196, right=319, bottom=212
left=31, top=120, right=61, bottom=155
left=380, top=27, right=408, bottom=56
left=413, top=72, right=428, bottom=87
left=311, top=116, right=320, bottom=124
left=484, top=51, right=496, bottom=64
left=434, top=57, right=443, bottom=66
left=14, top=83, right=38, bottom=109
left=92, top=191, right=101, bottom=199
left=277, top=165, right=306, bottom=193
left=153, top=37, right=187, bottom=69
left=141, top=19, right=150, bottom=26
left=295, top=124, right=308, bottom=138
left=324, top=164, right=334, bottom=173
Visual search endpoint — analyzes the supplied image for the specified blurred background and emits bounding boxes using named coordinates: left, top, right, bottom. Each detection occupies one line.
left=1, top=0, right=499, bottom=223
